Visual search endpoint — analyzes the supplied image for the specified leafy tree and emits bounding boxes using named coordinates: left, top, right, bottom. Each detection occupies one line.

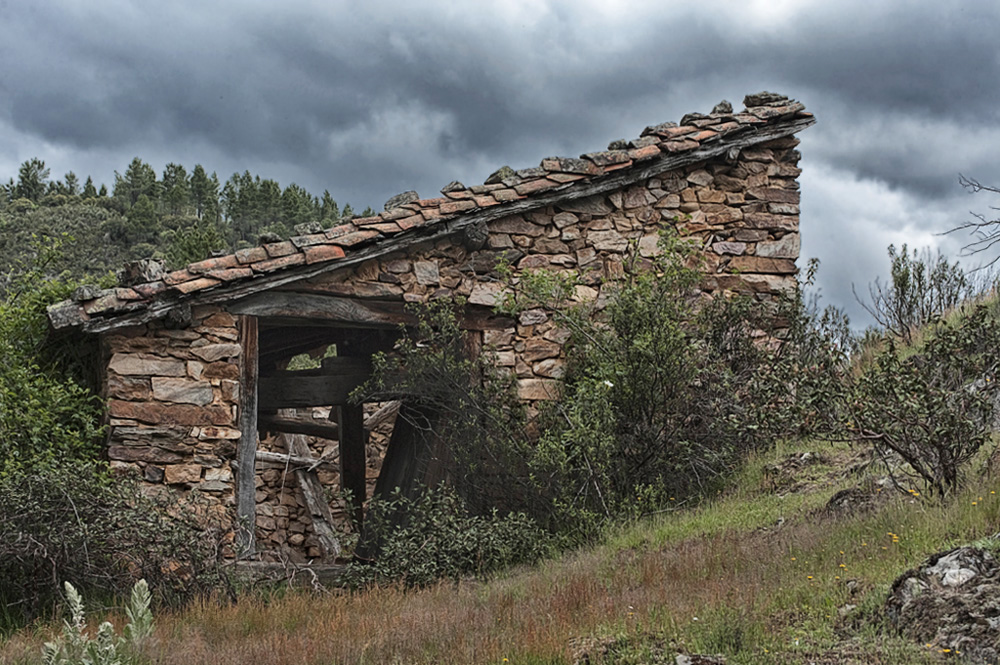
left=62, top=171, right=79, bottom=197
left=855, top=244, right=976, bottom=341
left=113, top=157, right=159, bottom=208
left=14, top=158, right=50, bottom=202
left=320, top=189, right=340, bottom=224
left=188, top=164, right=219, bottom=221
left=161, top=163, right=190, bottom=215
left=163, top=218, right=225, bottom=268
left=0, top=237, right=104, bottom=474
left=281, top=183, right=317, bottom=229
left=847, top=303, right=1000, bottom=496
left=82, top=175, right=98, bottom=199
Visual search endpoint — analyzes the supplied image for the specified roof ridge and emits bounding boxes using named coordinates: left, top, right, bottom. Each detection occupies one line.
left=48, top=93, right=814, bottom=333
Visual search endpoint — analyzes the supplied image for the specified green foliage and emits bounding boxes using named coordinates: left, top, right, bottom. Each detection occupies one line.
left=847, top=303, right=1000, bottom=496
left=0, top=238, right=104, bottom=474
left=0, top=463, right=228, bottom=631
left=162, top=218, right=226, bottom=269
left=498, top=233, right=829, bottom=537
left=343, top=486, right=549, bottom=588
left=42, top=579, right=153, bottom=665
left=356, top=298, right=532, bottom=518
left=857, top=244, right=981, bottom=342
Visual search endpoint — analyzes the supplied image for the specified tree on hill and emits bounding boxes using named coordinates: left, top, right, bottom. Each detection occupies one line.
left=14, top=158, right=49, bottom=202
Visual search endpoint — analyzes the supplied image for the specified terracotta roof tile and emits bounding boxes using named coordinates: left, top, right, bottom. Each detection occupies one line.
left=303, top=244, right=347, bottom=264
left=163, top=269, right=195, bottom=286
left=235, top=247, right=268, bottom=264
left=206, top=267, right=254, bottom=281
left=328, top=229, right=381, bottom=247
left=172, top=277, right=222, bottom=294
left=396, top=214, right=426, bottom=230
left=252, top=253, right=307, bottom=273
left=188, top=255, right=239, bottom=274
left=263, top=241, right=296, bottom=258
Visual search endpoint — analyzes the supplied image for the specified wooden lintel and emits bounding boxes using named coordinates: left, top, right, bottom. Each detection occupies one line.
left=259, top=370, right=371, bottom=409
left=230, top=292, right=414, bottom=328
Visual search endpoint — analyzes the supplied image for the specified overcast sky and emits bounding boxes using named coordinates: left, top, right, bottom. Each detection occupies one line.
left=1, top=0, right=998, bottom=325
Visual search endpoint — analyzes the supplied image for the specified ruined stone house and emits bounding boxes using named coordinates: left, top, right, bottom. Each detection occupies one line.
left=47, top=92, right=814, bottom=562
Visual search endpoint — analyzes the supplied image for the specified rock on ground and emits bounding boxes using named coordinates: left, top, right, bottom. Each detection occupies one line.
left=886, top=545, right=1000, bottom=663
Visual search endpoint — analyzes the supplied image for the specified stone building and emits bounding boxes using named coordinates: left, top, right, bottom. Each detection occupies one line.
left=48, top=92, right=814, bottom=562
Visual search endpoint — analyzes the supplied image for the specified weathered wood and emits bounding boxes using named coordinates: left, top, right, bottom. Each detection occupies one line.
left=72, top=115, right=814, bottom=335
left=258, top=367, right=372, bottom=409
left=236, top=316, right=259, bottom=559
left=259, top=413, right=341, bottom=440
left=231, top=560, right=346, bottom=586
left=365, top=400, right=400, bottom=432
left=355, top=402, right=438, bottom=560
left=283, top=430, right=342, bottom=560
left=231, top=292, right=414, bottom=328
left=338, top=402, right=367, bottom=529
left=255, top=449, right=337, bottom=470
left=258, top=400, right=399, bottom=439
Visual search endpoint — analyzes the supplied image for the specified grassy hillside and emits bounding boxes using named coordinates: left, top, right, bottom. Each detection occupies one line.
left=4, top=436, right=996, bottom=664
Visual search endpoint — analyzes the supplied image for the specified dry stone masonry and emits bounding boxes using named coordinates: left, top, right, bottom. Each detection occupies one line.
left=48, top=92, right=815, bottom=560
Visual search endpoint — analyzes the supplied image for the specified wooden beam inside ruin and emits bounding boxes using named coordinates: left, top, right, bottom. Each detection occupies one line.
left=337, top=402, right=367, bottom=530
left=258, top=360, right=372, bottom=409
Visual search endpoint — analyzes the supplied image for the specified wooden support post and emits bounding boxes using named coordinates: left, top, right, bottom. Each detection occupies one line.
left=338, top=403, right=367, bottom=530
left=236, top=316, right=259, bottom=559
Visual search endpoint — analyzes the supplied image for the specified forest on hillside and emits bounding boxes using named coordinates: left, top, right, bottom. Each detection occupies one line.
left=0, top=157, right=373, bottom=287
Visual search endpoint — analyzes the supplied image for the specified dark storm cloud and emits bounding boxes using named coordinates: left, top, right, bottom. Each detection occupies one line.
left=2, top=0, right=999, bottom=321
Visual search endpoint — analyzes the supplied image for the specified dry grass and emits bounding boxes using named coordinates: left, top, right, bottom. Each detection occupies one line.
left=4, top=441, right=998, bottom=664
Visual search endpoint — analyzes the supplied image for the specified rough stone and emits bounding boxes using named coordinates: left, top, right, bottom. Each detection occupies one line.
left=151, top=377, right=214, bottom=405
left=413, top=261, right=440, bottom=286
left=728, top=256, right=797, bottom=274
left=712, top=242, right=747, bottom=256
left=190, top=343, right=241, bottom=362
left=109, top=354, right=186, bottom=377
left=163, top=464, right=203, bottom=485
left=589, top=230, right=629, bottom=253
left=517, top=378, right=561, bottom=401
left=755, top=233, right=800, bottom=259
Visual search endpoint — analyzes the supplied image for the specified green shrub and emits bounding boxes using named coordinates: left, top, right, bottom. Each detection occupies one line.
left=0, top=464, right=228, bottom=631
left=0, top=237, right=104, bottom=475
left=848, top=303, right=1000, bottom=496
left=343, top=486, right=549, bottom=588
left=857, top=244, right=982, bottom=342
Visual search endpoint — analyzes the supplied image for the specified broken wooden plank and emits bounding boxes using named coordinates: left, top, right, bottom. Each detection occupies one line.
left=255, top=449, right=337, bottom=470
left=258, top=401, right=399, bottom=439
left=236, top=315, right=259, bottom=559
left=284, top=430, right=342, bottom=560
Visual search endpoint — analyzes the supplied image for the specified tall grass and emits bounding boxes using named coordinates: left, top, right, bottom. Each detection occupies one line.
left=5, top=439, right=994, bottom=664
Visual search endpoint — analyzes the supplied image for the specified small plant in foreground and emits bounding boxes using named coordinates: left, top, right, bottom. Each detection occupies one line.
left=43, top=579, right=153, bottom=665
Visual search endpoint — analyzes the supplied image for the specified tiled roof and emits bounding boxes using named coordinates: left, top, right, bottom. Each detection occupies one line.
left=48, top=92, right=814, bottom=333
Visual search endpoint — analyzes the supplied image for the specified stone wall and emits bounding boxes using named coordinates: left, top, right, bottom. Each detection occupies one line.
left=103, top=305, right=243, bottom=552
